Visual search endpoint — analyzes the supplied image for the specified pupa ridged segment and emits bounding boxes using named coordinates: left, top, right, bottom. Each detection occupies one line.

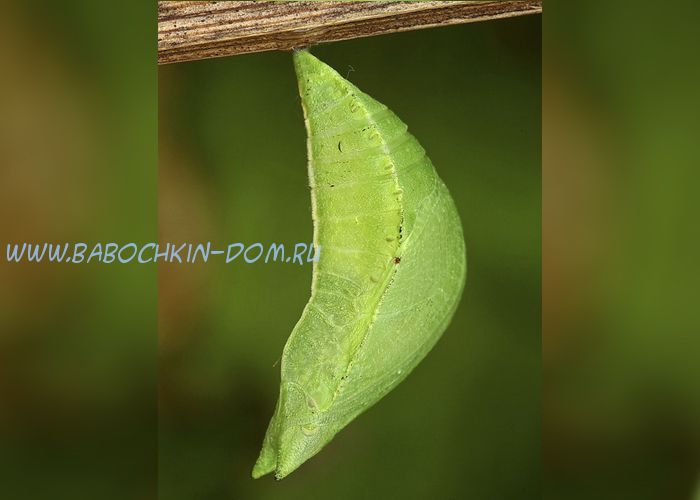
left=252, top=50, right=466, bottom=479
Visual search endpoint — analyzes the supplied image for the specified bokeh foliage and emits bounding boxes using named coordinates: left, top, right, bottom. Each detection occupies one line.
left=0, top=1, right=156, bottom=499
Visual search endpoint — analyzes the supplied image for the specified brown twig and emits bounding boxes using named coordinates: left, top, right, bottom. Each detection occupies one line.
left=158, top=1, right=542, bottom=64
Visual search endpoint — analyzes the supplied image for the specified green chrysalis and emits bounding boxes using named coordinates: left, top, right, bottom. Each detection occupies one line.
left=253, top=50, right=466, bottom=479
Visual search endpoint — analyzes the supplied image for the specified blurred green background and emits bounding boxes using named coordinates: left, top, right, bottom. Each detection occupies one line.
left=159, top=13, right=540, bottom=500
left=544, top=2, right=700, bottom=499
left=0, top=1, right=156, bottom=500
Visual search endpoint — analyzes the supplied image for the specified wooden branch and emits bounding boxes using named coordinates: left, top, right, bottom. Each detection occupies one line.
left=158, top=1, right=542, bottom=64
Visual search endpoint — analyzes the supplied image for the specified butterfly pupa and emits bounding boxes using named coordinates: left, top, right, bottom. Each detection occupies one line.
left=253, top=50, right=466, bottom=479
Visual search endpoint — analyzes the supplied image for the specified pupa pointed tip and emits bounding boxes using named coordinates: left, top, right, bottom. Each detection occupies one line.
left=251, top=443, right=278, bottom=479
left=251, top=460, right=273, bottom=479
left=273, top=462, right=296, bottom=481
